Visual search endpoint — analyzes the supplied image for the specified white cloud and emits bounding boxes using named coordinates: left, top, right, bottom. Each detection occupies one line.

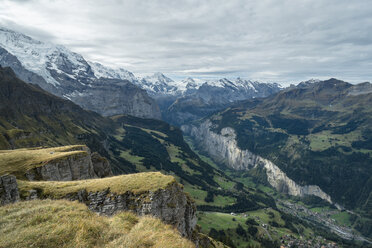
left=0, top=0, right=371, bottom=85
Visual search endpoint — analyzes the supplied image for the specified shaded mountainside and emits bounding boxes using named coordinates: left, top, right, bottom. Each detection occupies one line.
left=0, top=66, right=274, bottom=214
left=0, top=66, right=113, bottom=153
left=186, top=78, right=372, bottom=237
left=0, top=28, right=160, bottom=119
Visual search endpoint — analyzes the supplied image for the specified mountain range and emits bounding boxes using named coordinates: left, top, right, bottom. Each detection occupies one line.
left=0, top=27, right=161, bottom=119
left=0, top=27, right=282, bottom=126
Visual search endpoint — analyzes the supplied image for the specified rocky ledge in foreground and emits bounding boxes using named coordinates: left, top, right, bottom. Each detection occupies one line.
left=18, top=172, right=197, bottom=238
left=0, top=199, right=196, bottom=248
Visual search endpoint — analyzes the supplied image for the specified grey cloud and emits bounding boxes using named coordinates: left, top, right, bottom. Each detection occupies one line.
left=0, top=0, right=371, bottom=85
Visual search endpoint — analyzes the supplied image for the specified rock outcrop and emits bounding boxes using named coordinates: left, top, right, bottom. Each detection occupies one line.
left=91, top=152, right=113, bottom=178
left=0, top=175, right=20, bottom=205
left=70, top=181, right=197, bottom=238
left=182, top=121, right=333, bottom=203
left=25, top=147, right=112, bottom=181
left=19, top=173, right=197, bottom=239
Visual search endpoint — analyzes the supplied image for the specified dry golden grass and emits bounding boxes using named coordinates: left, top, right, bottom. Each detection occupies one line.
left=18, top=172, right=177, bottom=198
left=0, top=145, right=87, bottom=178
left=0, top=199, right=195, bottom=248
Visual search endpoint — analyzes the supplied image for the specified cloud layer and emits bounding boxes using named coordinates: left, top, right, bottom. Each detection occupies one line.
left=1, top=0, right=371, bottom=84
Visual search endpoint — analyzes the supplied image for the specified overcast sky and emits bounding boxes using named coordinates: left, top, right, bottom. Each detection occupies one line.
left=0, top=0, right=371, bottom=84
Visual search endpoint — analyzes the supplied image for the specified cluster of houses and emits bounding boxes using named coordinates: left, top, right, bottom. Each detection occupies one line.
left=280, top=235, right=339, bottom=248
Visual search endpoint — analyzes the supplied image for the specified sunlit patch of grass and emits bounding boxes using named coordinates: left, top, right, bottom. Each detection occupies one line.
left=183, top=184, right=236, bottom=207
left=331, top=211, right=352, bottom=226
left=307, top=130, right=362, bottom=152
left=120, top=150, right=144, bottom=166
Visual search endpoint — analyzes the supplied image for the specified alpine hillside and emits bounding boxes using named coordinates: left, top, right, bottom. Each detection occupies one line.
left=183, top=78, right=372, bottom=239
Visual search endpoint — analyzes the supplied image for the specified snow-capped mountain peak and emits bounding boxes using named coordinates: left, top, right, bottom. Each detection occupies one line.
left=0, top=27, right=283, bottom=103
left=183, top=77, right=199, bottom=89
left=88, top=61, right=137, bottom=82
left=297, top=79, right=321, bottom=88
left=144, top=72, right=174, bottom=84
left=0, top=27, right=95, bottom=86
left=138, top=73, right=179, bottom=96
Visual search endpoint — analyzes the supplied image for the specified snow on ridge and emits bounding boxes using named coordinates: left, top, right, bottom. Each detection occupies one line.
left=0, top=27, right=60, bottom=85
left=88, top=61, right=137, bottom=82
left=0, top=27, right=92, bottom=86
left=144, top=72, right=174, bottom=84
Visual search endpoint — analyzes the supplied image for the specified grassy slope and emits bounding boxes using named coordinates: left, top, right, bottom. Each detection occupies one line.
left=0, top=199, right=194, bottom=248
left=17, top=172, right=176, bottom=198
left=198, top=210, right=297, bottom=248
left=0, top=145, right=86, bottom=178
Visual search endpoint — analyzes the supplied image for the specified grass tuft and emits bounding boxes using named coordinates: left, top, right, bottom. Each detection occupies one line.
left=0, top=199, right=194, bottom=248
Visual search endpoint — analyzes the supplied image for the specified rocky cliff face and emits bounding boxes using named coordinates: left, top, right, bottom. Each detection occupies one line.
left=20, top=176, right=197, bottom=239
left=68, top=78, right=161, bottom=118
left=68, top=181, right=197, bottom=238
left=25, top=147, right=112, bottom=181
left=182, top=121, right=333, bottom=203
left=0, top=175, right=20, bottom=205
left=91, top=152, right=113, bottom=178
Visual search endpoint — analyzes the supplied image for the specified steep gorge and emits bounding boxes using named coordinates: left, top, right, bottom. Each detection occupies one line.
left=182, top=120, right=333, bottom=204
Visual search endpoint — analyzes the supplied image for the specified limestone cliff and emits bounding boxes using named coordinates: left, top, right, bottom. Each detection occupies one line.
left=182, top=121, right=333, bottom=203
